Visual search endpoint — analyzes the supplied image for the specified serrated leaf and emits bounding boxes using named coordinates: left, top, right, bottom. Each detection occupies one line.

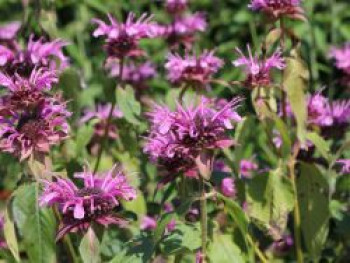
left=283, top=48, right=309, bottom=143
left=298, top=163, right=330, bottom=259
left=12, top=184, right=56, bottom=263
left=79, top=228, right=101, bottom=263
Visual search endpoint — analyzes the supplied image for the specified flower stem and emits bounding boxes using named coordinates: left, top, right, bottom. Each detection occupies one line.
left=246, top=234, right=268, bottom=263
left=53, top=208, right=80, bottom=263
left=289, top=143, right=304, bottom=263
left=280, top=17, right=287, bottom=121
left=93, top=58, right=125, bottom=173
left=200, top=177, right=207, bottom=262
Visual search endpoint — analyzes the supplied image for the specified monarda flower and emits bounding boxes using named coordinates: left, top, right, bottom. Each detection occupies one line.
left=0, top=35, right=68, bottom=77
left=80, top=103, right=123, bottom=140
left=0, top=96, right=70, bottom=161
left=160, top=12, right=207, bottom=49
left=165, top=50, right=223, bottom=88
left=221, top=177, right=236, bottom=197
left=40, top=165, right=136, bottom=240
left=248, top=0, right=305, bottom=21
left=0, top=21, right=20, bottom=42
left=140, top=216, right=157, bottom=231
left=166, top=0, right=188, bottom=15
left=0, top=68, right=58, bottom=112
left=233, top=46, right=285, bottom=88
left=336, top=159, right=350, bottom=174
left=92, top=13, right=156, bottom=59
left=144, top=96, right=241, bottom=181
left=240, top=159, right=258, bottom=178
left=106, top=60, right=157, bottom=90
left=329, top=43, right=350, bottom=75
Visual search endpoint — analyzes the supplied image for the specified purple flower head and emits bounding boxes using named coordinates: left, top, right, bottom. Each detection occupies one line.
left=166, top=50, right=223, bottom=88
left=0, top=21, right=20, bottom=42
left=249, top=0, right=305, bottom=20
left=240, top=159, right=258, bottom=178
left=106, top=60, right=157, bottom=89
left=233, top=45, right=285, bottom=88
left=329, top=100, right=350, bottom=125
left=144, top=96, right=241, bottom=180
left=213, top=160, right=232, bottom=173
left=306, top=92, right=333, bottom=127
left=221, top=177, right=236, bottom=197
left=0, top=68, right=58, bottom=112
left=0, top=35, right=68, bottom=77
left=92, top=13, right=156, bottom=59
left=0, top=95, right=70, bottom=161
left=161, top=12, right=207, bottom=49
left=271, top=235, right=294, bottom=256
left=337, top=159, right=350, bottom=174
left=330, top=43, right=350, bottom=75
left=80, top=103, right=123, bottom=140
left=166, top=0, right=188, bottom=15
left=140, top=215, right=157, bottom=231
left=40, top=165, right=137, bottom=240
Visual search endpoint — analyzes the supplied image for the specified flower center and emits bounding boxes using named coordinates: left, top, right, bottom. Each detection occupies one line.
left=77, top=187, right=103, bottom=197
left=107, top=32, right=136, bottom=58
left=267, top=0, right=295, bottom=8
left=17, top=117, right=46, bottom=140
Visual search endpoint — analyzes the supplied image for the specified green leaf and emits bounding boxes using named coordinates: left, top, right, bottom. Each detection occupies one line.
left=4, top=208, right=20, bottom=262
left=116, top=86, right=142, bottom=126
left=283, top=48, right=309, bottom=143
left=217, top=193, right=248, bottom=235
left=12, top=183, right=56, bottom=263
left=161, top=223, right=201, bottom=254
left=154, top=213, right=174, bottom=243
left=208, top=234, right=245, bottom=263
left=265, top=28, right=282, bottom=49
left=306, top=132, right=331, bottom=161
left=79, top=228, right=101, bottom=263
left=246, top=165, right=294, bottom=235
left=298, top=163, right=330, bottom=259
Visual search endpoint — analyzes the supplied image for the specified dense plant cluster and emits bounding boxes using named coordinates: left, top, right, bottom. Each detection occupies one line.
left=0, top=0, right=349, bottom=262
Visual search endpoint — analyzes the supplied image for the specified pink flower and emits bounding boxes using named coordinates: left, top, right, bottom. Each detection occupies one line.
left=249, top=0, right=305, bottom=20
left=221, top=178, right=236, bottom=197
left=80, top=103, right=123, bottom=140
left=0, top=95, right=70, bottom=161
left=165, top=50, right=223, bottom=88
left=306, top=92, right=333, bottom=126
left=233, top=45, right=285, bottom=88
left=0, top=35, right=68, bottom=76
left=92, top=13, right=156, bottom=59
left=240, top=159, right=258, bottom=178
left=106, top=60, right=157, bottom=90
left=0, top=21, right=20, bottom=41
left=144, top=96, right=241, bottom=181
left=337, top=159, right=350, bottom=174
left=0, top=68, right=58, bottom=112
left=213, top=160, right=232, bottom=173
left=159, top=12, right=207, bottom=49
left=40, top=165, right=136, bottom=240
left=330, top=43, right=350, bottom=75
left=140, top=216, right=157, bottom=231
left=166, top=0, right=188, bottom=15
left=330, top=100, right=350, bottom=125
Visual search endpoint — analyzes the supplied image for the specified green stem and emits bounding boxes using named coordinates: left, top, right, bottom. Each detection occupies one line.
left=246, top=234, right=268, bottom=263
left=289, top=144, right=304, bottom=263
left=53, top=208, right=80, bottom=263
left=200, top=177, right=207, bottom=262
left=93, top=58, right=125, bottom=173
